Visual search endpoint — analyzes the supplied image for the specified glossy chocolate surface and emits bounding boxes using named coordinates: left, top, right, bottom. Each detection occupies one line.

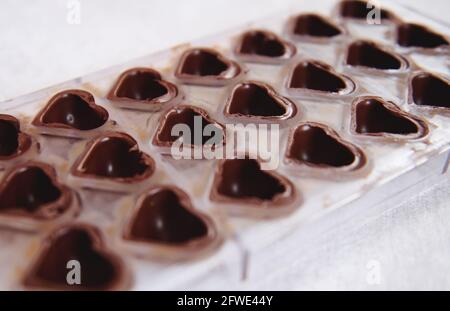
left=226, top=82, right=295, bottom=118
left=347, top=41, right=402, bottom=70
left=354, top=98, right=420, bottom=135
left=24, top=224, right=126, bottom=290
left=125, top=186, right=209, bottom=244
left=411, top=73, right=450, bottom=109
left=292, top=14, right=342, bottom=38
left=154, top=105, right=224, bottom=147
left=237, top=30, right=291, bottom=57
left=0, top=115, right=32, bottom=159
left=0, top=162, right=72, bottom=220
left=33, top=90, right=108, bottom=131
left=289, top=61, right=347, bottom=93
left=108, top=68, right=178, bottom=104
left=397, top=23, right=449, bottom=49
left=287, top=124, right=357, bottom=167
left=339, top=0, right=394, bottom=20
left=72, top=132, right=155, bottom=181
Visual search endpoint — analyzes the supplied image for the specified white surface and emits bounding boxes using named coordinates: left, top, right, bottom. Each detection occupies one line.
left=0, top=0, right=449, bottom=290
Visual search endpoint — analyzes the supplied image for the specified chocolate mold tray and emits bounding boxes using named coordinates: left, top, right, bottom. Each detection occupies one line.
left=0, top=0, right=449, bottom=290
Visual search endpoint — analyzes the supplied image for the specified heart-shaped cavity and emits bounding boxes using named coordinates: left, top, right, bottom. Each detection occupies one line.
left=397, top=23, right=449, bottom=49
left=339, top=0, right=395, bottom=21
left=153, top=105, right=225, bottom=148
left=211, top=158, right=296, bottom=206
left=175, top=48, right=241, bottom=86
left=347, top=40, right=406, bottom=70
left=23, top=223, right=128, bottom=290
left=107, top=67, right=178, bottom=109
left=235, top=30, right=296, bottom=62
left=288, top=60, right=351, bottom=94
left=352, top=97, right=429, bottom=139
left=71, top=132, right=155, bottom=182
left=410, top=73, right=450, bottom=110
left=0, top=114, right=32, bottom=160
left=290, top=14, right=342, bottom=38
left=124, top=185, right=216, bottom=247
left=33, top=90, right=108, bottom=131
left=224, top=81, right=297, bottom=120
left=286, top=122, right=366, bottom=169
left=0, top=162, right=73, bottom=220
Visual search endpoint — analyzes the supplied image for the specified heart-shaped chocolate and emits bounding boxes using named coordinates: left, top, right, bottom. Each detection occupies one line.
left=339, top=0, right=395, bottom=21
left=347, top=40, right=406, bottom=70
left=410, top=73, right=450, bottom=109
left=224, top=81, right=297, bottom=120
left=286, top=122, right=366, bottom=169
left=124, top=185, right=216, bottom=246
left=175, top=48, right=241, bottom=86
left=290, top=14, right=342, bottom=38
left=0, top=114, right=32, bottom=160
left=153, top=105, right=225, bottom=148
left=352, top=97, right=429, bottom=139
left=71, top=132, right=155, bottom=182
left=211, top=158, right=296, bottom=206
left=235, top=30, right=296, bottom=62
left=107, top=67, right=178, bottom=110
left=33, top=90, right=108, bottom=131
left=0, top=162, right=73, bottom=220
left=397, top=23, right=449, bottom=49
left=23, top=223, right=128, bottom=290
left=288, top=60, right=350, bottom=93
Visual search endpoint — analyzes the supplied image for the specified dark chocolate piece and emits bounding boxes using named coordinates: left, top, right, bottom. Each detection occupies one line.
left=175, top=48, right=241, bottom=86
left=107, top=67, right=178, bottom=107
left=0, top=114, right=32, bottom=160
left=23, top=224, right=128, bottom=290
left=347, top=40, right=404, bottom=70
left=0, top=162, right=72, bottom=220
left=286, top=123, right=365, bottom=168
left=225, top=81, right=297, bottom=120
left=339, top=0, right=394, bottom=21
left=71, top=132, right=155, bottom=182
left=153, top=105, right=225, bottom=147
left=411, top=73, right=450, bottom=109
left=211, top=158, right=296, bottom=206
left=288, top=61, right=348, bottom=93
left=352, top=97, right=430, bottom=138
left=291, top=14, right=342, bottom=38
left=33, top=90, right=108, bottom=131
left=124, top=186, right=215, bottom=245
left=235, top=30, right=296, bottom=60
left=397, top=23, right=449, bottom=49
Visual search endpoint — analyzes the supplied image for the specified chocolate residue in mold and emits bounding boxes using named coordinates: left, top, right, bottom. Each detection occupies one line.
left=0, top=114, right=32, bottom=160
left=411, top=73, right=450, bottom=109
left=292, top=14, right=342, bottom=38
left=236, top=30, right=296, bottom=60
left=211, top=158, right=296, bottom=206
left=153, top=105, right=225, bottom=147
left=0, top=162, right=72, bottom=220
left=225, top=81, right=297, bottom=120
left=175, top=48, right=241, bottom=85
left=347, top=40, right=404, bottom=70
left=286, top=123, right=365, bottom=169
left=289, top=61, right=348, bottom=93
left=352, top=97, right=429, bottom=138
left=33, top=90, right=108, bottom=131
left=397, top=23, right=449, bottom=49
left=23, top=223, right=128, bottom=290
left=107, top=67, right=178, bottom=106
left=339, top=0, right=394, bottom=21
left=124, top=186, right=215, bottom=245
left=72, top=132, right=155, bottom=182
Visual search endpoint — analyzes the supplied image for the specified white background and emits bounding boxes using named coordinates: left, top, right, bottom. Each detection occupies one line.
left=0, top=0, right=449, bottom=290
